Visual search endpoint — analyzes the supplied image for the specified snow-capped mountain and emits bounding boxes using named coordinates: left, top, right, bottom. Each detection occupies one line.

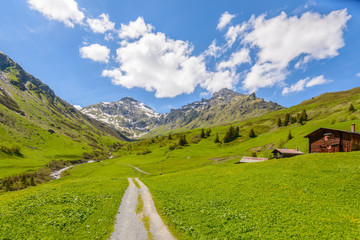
left=81, top=89, right=283, bottom=138
left=81, top=97, right=162, bottom=138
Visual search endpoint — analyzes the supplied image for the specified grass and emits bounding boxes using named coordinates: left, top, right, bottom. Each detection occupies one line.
left=0, top=158, right=136, bottom=239
left=143, top=152, right=360, bottom=239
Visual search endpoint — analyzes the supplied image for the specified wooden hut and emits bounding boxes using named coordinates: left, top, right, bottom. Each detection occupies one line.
left=304, top=124, right=360, bottom=153
left=272, top=148, right=304, bottom=158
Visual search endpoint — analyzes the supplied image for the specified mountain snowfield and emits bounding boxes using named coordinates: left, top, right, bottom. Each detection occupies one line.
left=81, top=89, right=283, bottom=138
left=81, top=97, right=163, bottom=138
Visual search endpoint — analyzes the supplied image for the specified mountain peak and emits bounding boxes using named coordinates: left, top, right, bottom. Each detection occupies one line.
left=212, top=88, right=243, bottom=99
left=120, top=96, right=139, bottom=103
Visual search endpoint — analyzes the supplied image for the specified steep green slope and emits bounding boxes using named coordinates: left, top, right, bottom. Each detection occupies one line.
left=0, top=52, right=128, bottom=178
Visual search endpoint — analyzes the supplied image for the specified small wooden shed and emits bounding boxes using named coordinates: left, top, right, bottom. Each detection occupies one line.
left=272, top=148, right=304, bottom=158
left=304, top=124, right=360, bottom=153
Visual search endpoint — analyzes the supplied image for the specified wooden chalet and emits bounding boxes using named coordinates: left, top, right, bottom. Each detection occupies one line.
left=272, top=148, right=304, bottom=158
left=304, top=124, right=360, bottom=153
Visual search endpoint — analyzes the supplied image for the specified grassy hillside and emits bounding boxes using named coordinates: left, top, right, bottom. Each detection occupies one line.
left=143, top=152, right=360, bottom=239
left=0, top=158, right=136, bottom=239
left=0, top=52, right=128, bottom=179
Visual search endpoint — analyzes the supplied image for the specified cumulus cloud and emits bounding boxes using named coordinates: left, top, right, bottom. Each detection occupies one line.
left=217, top=11, right=235, bottom=30
left=305, top=75, right=330, bottom=87
left=217, top=48, right=251, bottom=71
left=87, top=14, right=115, bottom=33
left=79, top=44, right=110, bottom=63
left=27, top=0, right=84, bottom=27
left=203, top=40, right=223, bottom=58
left=118, top=17, right=154, bottom=39
left=102, top=32, right=208, bottom=97
left=241, top=9, right=350, bottom=92
left=282, top=75, right=330, bottom=95
left=102, top=17, right=249, bottom=97
left=225, top=22, right=249, bottom=47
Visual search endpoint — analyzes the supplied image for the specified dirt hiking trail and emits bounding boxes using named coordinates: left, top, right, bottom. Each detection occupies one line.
left=110, top=178, right=175, bottom=240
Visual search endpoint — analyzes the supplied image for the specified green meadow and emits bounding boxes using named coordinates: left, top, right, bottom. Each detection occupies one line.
left=143, top=152, right=360, bottom=239
left=1, top=87, right=360, bottom=239
left=0, top=159, right=135, bottom=239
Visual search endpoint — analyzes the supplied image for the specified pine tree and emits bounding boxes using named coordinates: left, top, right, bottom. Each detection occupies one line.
left=249, top=128, right=256, bottom=138
left=277, top=118, right=282, bottom=127
left=200, top=129, right=205, bottom=138
left=234, top=127, right=240, bottom=138
left=30, top=176, right=36, bottom=186
left=214, top=133, right=220, bottom=143
left=287, top=130, right=293, bottom=141
left=349, top=103, right=355, bottom=112
left=223, top=126, right=234, bottom=143
left=301, top=110, right=308, bottom=121
left=284, top=114, right=290, bottom=126
left=206, top=129, right=211, bottom=137
left=178, top=134, right=187, bottom=146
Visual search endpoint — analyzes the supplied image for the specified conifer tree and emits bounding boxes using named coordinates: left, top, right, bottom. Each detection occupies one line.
left=206, top=129, right=211, bottom=137
left=301, top=110, right=308, bottom=121
left=349, top=103, right=355, bottom=112
left=234, top=127, right=240, bottom=138
left=284, top=114, right=290, bottom=126
left=249, top=128, right=256, bottom=138
left=287, top=130, right=293, bottom=140
left=178, top=134, right=187, bottom=146
left=277, top=118, right=282, bottom=127
left=30, top=176, right=36, bottom=186
left=200, top=129, right=205, bottom=138
left=168, top=133, right=172, bottom=140
left=214, top=133, right=220, bottom=143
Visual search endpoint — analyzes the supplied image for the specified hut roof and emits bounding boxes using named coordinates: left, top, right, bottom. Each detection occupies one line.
left=304, top=128, right=360, bottom=138
left=271, top=148, right=304, bottom=155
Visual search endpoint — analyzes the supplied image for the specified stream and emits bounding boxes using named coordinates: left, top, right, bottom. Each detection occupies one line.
left=50, top=160, right=96, bottom=180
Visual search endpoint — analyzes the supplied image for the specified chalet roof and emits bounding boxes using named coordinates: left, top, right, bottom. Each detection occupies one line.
left=271, top=148, right=304, bottom=155
left=304, top=127, right=360, bottom=138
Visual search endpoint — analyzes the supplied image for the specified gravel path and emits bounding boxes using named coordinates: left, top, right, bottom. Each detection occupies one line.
left=122, top=164, right=150, bottom=175
left=135, top=178, right=176, bottom=240
left=110, top=178, right=175, bottom=240
left=110, top=178, right=148, bottom=240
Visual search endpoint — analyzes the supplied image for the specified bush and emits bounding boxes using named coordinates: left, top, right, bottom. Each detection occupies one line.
left=249, top=128, right=256, bottom=138
left=0, top=143, right=22, bottom=156
left=190, top=134, right=201, bottom=144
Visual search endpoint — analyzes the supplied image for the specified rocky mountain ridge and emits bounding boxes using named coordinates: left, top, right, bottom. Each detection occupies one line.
left=81, top=88, right=284, bottom=138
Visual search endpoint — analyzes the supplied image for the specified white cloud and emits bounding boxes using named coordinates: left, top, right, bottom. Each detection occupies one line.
left=103, top=17, right=244, bottom=97
left=305, top=75, right=330, bottom=87
left=225, top=23, right=248, bottom=47
left=217, top=11, right=235, bottom=30
left=282, top=78, right=307, bottom=95
left=118, top=17, right=154, bottom=39
left=241, top=9, right=350, bottom=92
left=356, top=73, right=360, bottom=77
left=79, top=44, right=110, bottom=63
left=282, top=75, right=330, bottom=95
left=103, top=32, right=208, bottom=98
left=203, top=40, right=223, bottom=58
left=27, top=0, right=84, bottom=27
left=87, top=14, right=115, bottom=34
left=217, top=48, right=250, bottom=71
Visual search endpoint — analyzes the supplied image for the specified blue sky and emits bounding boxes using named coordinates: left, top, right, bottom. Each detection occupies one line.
left=0, top=0, right=359, bottom=113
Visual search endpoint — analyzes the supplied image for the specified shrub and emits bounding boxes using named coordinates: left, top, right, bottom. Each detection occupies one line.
left=190, top=134, right=201, bottom=144
left=249, top=128, right=256, bottom=138
left=287, top=130, right=293, bottom=141
left=349, top=103, right=355, bottom=112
